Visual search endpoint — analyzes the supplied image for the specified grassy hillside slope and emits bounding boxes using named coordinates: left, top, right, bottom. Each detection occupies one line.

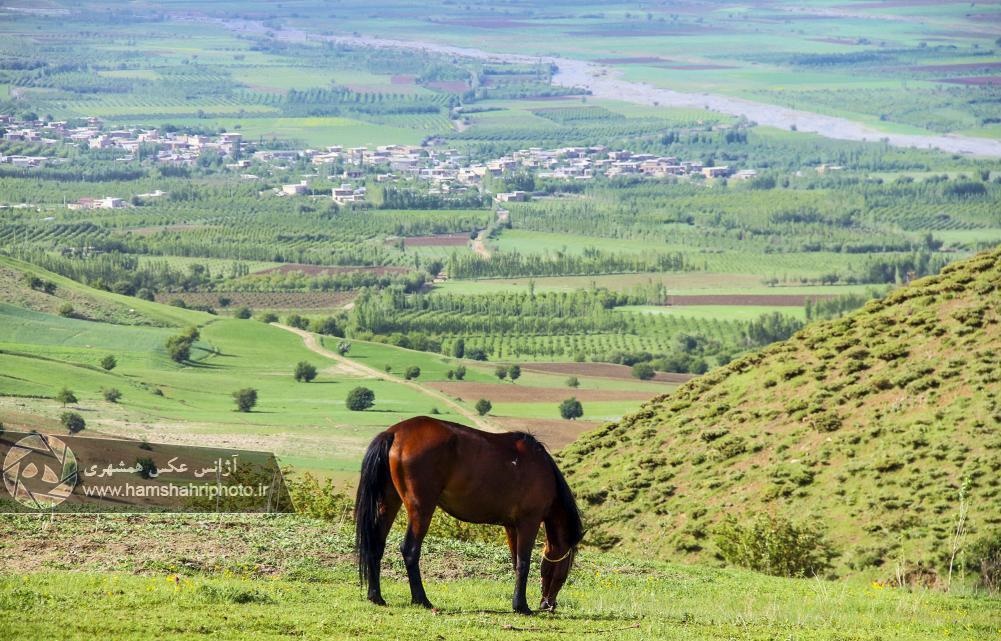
left=0, top=255, right=209, bottom=328
left=560, top=248, right=1001, bottom=573
left=0, top=514, right=996, bottom=641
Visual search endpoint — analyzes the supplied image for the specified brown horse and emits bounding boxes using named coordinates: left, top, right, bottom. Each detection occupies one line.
left=355, top=416, right=583, bottom=614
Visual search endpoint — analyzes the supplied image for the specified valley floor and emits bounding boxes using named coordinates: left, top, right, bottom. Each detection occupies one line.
left=0, top=514, right=997, bottom=641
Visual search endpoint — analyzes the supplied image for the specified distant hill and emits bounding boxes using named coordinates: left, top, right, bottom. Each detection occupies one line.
left=560, top=247, right=1001, bottom=574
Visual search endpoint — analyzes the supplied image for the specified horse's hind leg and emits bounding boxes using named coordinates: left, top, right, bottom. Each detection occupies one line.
left=400, top=502, right=435, bottom=608
left=368, top=489, right=401, bottom=605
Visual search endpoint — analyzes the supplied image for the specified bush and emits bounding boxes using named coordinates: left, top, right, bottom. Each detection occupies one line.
left=58, top=303, right=74, bottom=318
left=713, top=514, right=837, bottom=578
left=404, top=366, right=421, bottom=380
left=566, top=376, right=580, bottom=388
left=632, top=362, right=655, bottom=380
left=135, top=457, right=157, bottom=479
left=286, top=471, right=353, bottom=522
left=100, top=355, right=117, bottom=371
left=102, top=387, right=122, bottom=403
left=453, top=365, right=466, bottom=380
left=294, top=361, right=317, bottom=382
left=259, top=312, right=279, bottom=323
left=508, top=364, right=521, bottom=382
left=60, top=411, right=85, bottom=434
left=466, top=346, right=487, bottom=361
left=347, top=387, right=375, bottom=411
left=968, top=533, right=1001, bottom=593
left=494, top=366, right=507, bottom=381
left=55, top=387, right=77, bottom=407
left=286, top=314, right=309, bottom=329
left=559, top=397, right=584, bottom=420
left=311, top=317, right=343, bottom=337
left=232, top=388, right=258, bottom=412
left=234, top=306, right=252, bottom=319
left=475, top=399, right=492, bottom=416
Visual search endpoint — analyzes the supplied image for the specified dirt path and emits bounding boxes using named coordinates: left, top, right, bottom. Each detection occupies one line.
left=471, top=229, right=491, bottom=259
left=274, top=324, right=496, bottom=431
left=205, top=16, right=1001, bottom=159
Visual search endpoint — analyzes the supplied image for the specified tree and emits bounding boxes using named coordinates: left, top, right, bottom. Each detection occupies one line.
left=233, top=388, right=258, bottom=412
left=55, top=387, right=77, bottom=407
left=347, top=387, right=375, bottom=411
left=495, top=366, right=508, bottom=381
left=100, top=355, right=117, bottom=371
left=405, top=366, right=421, bottom=380
left=454, top=365, right=467, bottom=380
left=632, top=362, right=656, bottom=380
left=466, top=346, right=487, bottom=361
left=234, top=306, right=253, bottom=319
left=312, top=317, right=343, bottom=337
left=337, top=341, right=351, bottom=355
left=102, top=387, right=122, bottom=403
left=166, top=334, right=193, bottom=363
left=294, top=361, right=317, bottom=382
left=475, top=399, right=492, bottom=416
left=61, top=411, right=86, bottom=434
left=508, top=364, right=521, bottom=382
left=566, top=376, right=580, bottom=388
left=559, top=397, right=584, bottom=420
left=451, top=338, right=465, bottom=358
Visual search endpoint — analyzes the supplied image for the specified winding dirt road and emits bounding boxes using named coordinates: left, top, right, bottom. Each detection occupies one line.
left=274, top=324, right=495, bottom=431
left=209, top=17, right=1001, bottom=158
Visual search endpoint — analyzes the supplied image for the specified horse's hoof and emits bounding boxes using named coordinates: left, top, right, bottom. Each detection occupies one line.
left=368, top=594, right=387, bottom=606
left=413, top=599, right=435, bottom=609
left=514, top=605, right=534, bottom=616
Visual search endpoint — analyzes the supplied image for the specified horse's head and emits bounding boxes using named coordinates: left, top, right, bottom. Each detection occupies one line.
left=539, top=544, right=576, bottom=612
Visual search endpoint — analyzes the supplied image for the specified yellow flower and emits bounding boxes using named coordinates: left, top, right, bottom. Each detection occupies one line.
left=870, top=580, right=885, bottom=590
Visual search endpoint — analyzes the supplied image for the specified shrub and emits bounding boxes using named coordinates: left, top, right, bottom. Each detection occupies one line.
left=466, top=346, right=487, bottom=361
left=346, top=387, right=375, bottom=411
left=405, top=366, right=421, bottom=380
left=632, top=362, right=655, bottom=380
left=566, top=376, right=580, bottom=388
left=453, top=365, right=466, bottom=380
left=234, top=306, right=252, bottom=319
left=286, top=314, right=309, bottom=329
left=559, top=397, right=584, bottom=420
left=55, top=387, right=77, bottom=407
left=968, top=533, right=1001, bottom=593
left=494, top=366, right=507, bottom=381
left=60, top=411, right=85, bottom=434
left=475, top=399, right=492, bottom=416
left=810, top=412, right=842, bottom=433
left=100, top=355, right=117, bottom=371
left=311, top=317, right=344, bottom=337
left=232, top=388, right=258, bottom=412
left=135, top=457, right=157, bottom=479
left=165, top=328, right=199, bottom=363
left=294, top=361, right=317, bottom=382
left=508, top=364, right=521, bottom=382
left=259, top=312, right=279, bottom=323
left=713, top=514, right=836, bottom=578
left=286, top=471, right=353, bottom=523
left=58, top=303, right=74, bottom=318
left=102, top=387, right=122, bottom=403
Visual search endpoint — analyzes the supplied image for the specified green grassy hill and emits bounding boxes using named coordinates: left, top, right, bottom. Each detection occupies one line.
left=0, top=255, right=209, bottom=328
left=560, top=247, right=1001, bottom=574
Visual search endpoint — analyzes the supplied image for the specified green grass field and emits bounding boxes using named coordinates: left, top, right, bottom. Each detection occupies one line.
left=1, top=514, right=996, bottom=641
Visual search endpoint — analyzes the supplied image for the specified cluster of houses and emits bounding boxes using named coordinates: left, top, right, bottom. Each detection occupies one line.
left=270, top=143, right=752, bottom=206
left=0, top=115, right=244, bottom=166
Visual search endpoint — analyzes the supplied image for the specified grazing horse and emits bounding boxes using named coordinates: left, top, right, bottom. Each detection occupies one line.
left=355, top=416, right=584, bottom=614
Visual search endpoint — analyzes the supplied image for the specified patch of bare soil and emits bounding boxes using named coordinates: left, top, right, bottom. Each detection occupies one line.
left=428, top=382, right=657, bottom=403
left=521, top=362, right=694, bottom=383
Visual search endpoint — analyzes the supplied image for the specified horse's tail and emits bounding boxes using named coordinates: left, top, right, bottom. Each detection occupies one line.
left=355, top=431, right=394, bottom=588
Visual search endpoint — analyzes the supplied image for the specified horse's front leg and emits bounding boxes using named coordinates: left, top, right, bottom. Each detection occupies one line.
left=401, top=504, right=435, bottom=609
left=512, top=520, right=541, bottom=615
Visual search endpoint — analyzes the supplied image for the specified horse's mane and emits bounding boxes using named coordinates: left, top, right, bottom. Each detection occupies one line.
left=514, top=432, right=585, bottom=550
